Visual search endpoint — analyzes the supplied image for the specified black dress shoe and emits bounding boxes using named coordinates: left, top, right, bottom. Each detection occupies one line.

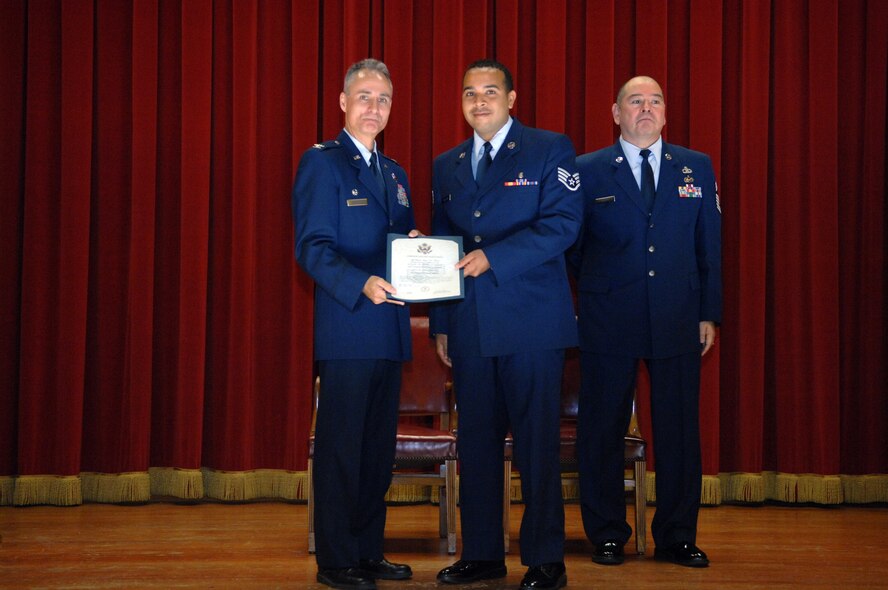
left=592, top=539, right=625, bottom=565
left=317, top=567, right=377, bottom=590
left=437, top=559, right=507, bottom=584
left=520, top=562, right=567, bottom=589
left=358, top=557, right=412, bottom=580
left=655, top=542, right=710, bottom=567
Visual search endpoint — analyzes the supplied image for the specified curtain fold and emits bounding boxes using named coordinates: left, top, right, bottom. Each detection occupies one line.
left=1, top=0, right=885, bottom=507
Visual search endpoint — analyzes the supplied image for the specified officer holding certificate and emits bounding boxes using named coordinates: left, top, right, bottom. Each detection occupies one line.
left=430, top=59, right=582, bottom=590
left=292, top=58, right=419, bottom=590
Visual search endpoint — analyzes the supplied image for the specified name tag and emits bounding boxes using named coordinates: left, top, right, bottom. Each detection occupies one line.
left=347, top=198, right=368, bottom=207
left=594, top=195, right=616, bottom=203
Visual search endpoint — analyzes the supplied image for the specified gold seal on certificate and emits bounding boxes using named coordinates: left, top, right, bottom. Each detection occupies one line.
left=386, top=234, right=465, bottom=303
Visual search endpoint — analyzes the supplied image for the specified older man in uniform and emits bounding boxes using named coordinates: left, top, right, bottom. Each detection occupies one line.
left=431, top=59, right=582, bottom=590
left=574, top=75, right=721, bottom=568
left=292, top=58, right=419, bottom=590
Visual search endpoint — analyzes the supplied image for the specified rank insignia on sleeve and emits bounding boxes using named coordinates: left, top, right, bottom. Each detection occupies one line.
left=557, top=167, right=581, bottom=191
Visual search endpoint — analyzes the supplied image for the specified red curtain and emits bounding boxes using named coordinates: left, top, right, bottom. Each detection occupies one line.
left=1, top=0, right=885, bottom=506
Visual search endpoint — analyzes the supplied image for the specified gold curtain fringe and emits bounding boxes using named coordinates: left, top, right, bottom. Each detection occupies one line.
left=81, top=472, right=151, bottom=503
left=719, top=472, right=766, bottom=503
left=841, top=474, right=888, bottom=503
left=385, top=484, right=432, bottom=503
left=701, top=474, right=722, bottom=505
left=12, top=475, right=82, bottom=506
left=149, top=467, right=205, bottom=499
left=4, top=470, right=887, bottom=506
left=1, top=476, right=16, bottom=505
left=201, top=468, right=305, bottom=501
left=766, top=472, right=843, bottom=504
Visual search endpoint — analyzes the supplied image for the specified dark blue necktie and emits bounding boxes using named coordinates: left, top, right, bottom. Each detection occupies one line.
left=370, top=152, right=385, bottom=195
left=475, top=141, right=493, bottom=184
left=640, top=148, right=655, bottom=212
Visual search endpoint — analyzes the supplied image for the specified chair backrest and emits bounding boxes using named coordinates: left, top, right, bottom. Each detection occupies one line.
left=399, top=316, right=452, bottom=423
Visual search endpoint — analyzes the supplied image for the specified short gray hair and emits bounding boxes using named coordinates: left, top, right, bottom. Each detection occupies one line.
left=343, top=59, right=392, bottom=93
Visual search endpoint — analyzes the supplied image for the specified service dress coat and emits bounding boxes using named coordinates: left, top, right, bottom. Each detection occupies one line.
left=429, top=120, right=582, bottom=355
left=575, top=141, right=722, bottom=358
left=293, top=129, right=415, bottom=362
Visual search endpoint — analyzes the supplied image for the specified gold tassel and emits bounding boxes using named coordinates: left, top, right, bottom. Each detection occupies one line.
left=81, top=472, right=150, bottom=503
left=385, top=484, right=431, bottom=503
left=561, top=480, right=580, bottom=501
left=0, top=476, right=15, bottom=505
left=202, top=468, right=251, bottom=501
left=13, top=475, right=82, bottom=506
left=701, top=474, right=722, bottom=505
left=149, top=467, right=204, bottom=500
left=841, top=474, right=888, bottom=503
left=200, top=468, right=307, bottom=502
left=770, top=473, right=843, bottom=504
left=720, top=472, right=766, bottom=503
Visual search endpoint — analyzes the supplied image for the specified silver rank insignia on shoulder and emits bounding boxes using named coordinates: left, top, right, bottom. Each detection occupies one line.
left=313, top=143, right=324, bottom=149
left=507, top=141, right=516, bottom=149
left=557, top=167, right=581, bottom=191
left=459, top=152, right=466, bottom=159
left=615, top=156, right=624, bottom=163
left=664, top=153, right=673, bottom=160
left=682, top=166, right=693, bottom=174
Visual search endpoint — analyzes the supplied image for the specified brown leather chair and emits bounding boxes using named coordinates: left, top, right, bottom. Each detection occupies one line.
left=307, top=316, right=458, bottom=554
left=503, top=348, right=647, bottom=554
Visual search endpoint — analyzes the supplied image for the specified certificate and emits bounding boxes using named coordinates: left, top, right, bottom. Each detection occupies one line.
left=386, top=234, right=465, bottom=303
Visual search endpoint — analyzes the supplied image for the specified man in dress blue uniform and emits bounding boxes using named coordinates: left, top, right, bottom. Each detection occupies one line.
left=574, top=76, right=722, bottom=568
left=292, top=59, right=420, bottom=590
left=431, top=59, right=582, bottom=590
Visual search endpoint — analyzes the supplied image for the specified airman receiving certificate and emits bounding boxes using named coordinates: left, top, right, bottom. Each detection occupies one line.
left=386, top=234, right=464, bottom=302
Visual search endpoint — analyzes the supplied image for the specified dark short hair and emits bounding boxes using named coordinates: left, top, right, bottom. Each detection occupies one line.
left=343, top=58, right=392, bottom=93
left=464, top=59, right=514, bottom=92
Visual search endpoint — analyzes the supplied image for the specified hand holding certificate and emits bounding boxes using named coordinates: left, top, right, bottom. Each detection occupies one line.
left=386, top=234, right=465, bottom=302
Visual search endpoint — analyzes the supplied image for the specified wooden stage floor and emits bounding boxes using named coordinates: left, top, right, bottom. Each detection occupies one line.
left=2, top=501, right=886, bottom=589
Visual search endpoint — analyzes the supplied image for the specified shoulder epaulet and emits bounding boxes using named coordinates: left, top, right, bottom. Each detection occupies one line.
left=378, top=152, right=398, bottom=165
left=311, top=139, right=343, bottom=151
